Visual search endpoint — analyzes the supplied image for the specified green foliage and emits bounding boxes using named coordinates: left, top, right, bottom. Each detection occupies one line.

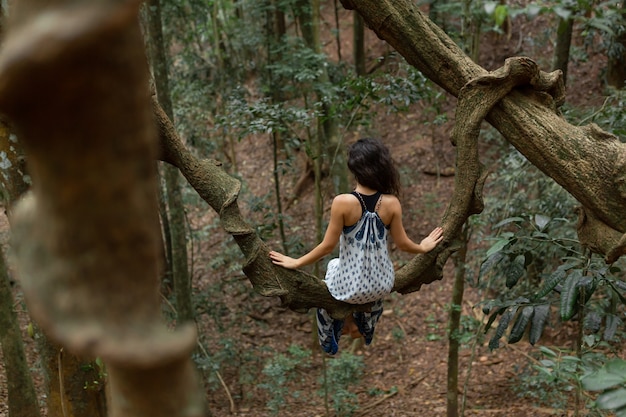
left=579, top=90, right=626, bottom=139
left=367, top=385, right=398, bottom=397
left=222, top=55, right=436, bottom=140
left=514, top=344, right=622, bottom=414
left=266, top=36, right=331, bottom=95
left=318, top=353, right=365, bottom=417
left=469, top=111, right=626, bottom=410
left=449, top=313, right=483, bottom=347
left=475, top=148, right=570, bottom=347
left=356, top=66, right=436, bottom=114
left=583, top=358, right=626, bottom=416
left=259, top=345, right=312, bottom=416
left=578, top=0, right=625, bottom=58
left=514, top=346, right=583, bottom=409
left=218, top=93, right=314, bottom=140
left=391, top=325, right=406, bottom=341
left=483, top=1, right=522, bottom=31
left=424, top=312, right=444, bottom=342
left=194, top=337, right=264, bottom=398
left=473, top=133, right=626, bottom=348
left=482, top=241, right=626, bottom=349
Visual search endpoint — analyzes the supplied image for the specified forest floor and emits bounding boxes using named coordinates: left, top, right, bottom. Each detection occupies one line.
left=0, top=3, right=619, bottom=417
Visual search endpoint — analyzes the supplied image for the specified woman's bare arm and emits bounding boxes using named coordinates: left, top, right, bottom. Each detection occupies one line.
left=388, top=197, right=443, bottom=254
left=269, top=194, right=353, bottom=269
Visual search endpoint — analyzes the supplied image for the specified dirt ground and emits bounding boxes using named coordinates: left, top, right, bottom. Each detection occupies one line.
left=0, top=4, right=618, bottom=417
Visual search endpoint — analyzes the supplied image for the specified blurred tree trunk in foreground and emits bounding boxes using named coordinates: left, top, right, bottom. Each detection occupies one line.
left=0, top=119, right=106, bottom=417
left=0, top=1, right=206, bottom=416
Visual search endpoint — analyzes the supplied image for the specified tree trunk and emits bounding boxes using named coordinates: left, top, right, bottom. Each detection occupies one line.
left=0, top=122, right=38, bottom=417
left=0, top=120, right=29, bottom=202
left=552, top=17, right=573, bottom=86
left=295, top=0, right=316, bottom=48
left=354, top=11, right=365, bottom=75
left=0, top=2, right=206, bottom=416
left=0, top=248, right=41, bottom=417
left=606, top=22, right=626, bottom=89
left=446, top=225, right=468, bottom=417
left=334, top=0, right=342, bottom=61
left=38, top=339, right=107, bottom=417
left=264, top=0, right=290, bottom=252
left=607, top=48, right=626, bottom=89
left=461, top=0, right=481, bottom=62
left=274, top=0, right=286, bottom=39
left=307, top=0, right=348, bottom=195
left=145, top=0, right=194, bottom=324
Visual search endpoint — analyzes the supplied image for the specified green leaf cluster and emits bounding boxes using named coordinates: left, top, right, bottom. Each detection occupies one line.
left=583, top=359, right=626, bottom=416
left=260, top=344, right=312, bottom=415
left=476, top=140, right=626, bottom=350
left=318, top=353, right=364, bottom=417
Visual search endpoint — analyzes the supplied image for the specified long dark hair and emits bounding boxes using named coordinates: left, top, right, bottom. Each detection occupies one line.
left=347, top=137, right=401, bottom=196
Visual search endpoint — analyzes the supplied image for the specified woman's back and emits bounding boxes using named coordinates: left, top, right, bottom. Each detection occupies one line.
left=338, top=191, right=399, bottom=228
left=325, top=191, right=395, bottom=304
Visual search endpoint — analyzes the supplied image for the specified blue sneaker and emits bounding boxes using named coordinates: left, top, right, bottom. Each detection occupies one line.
left=353, top=300, right=383, bottom=345
left=316, top=308, right=344, bottom=355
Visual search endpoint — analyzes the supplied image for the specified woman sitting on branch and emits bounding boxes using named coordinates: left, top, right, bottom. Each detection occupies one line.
left=270, top=137, right=443, bottom=354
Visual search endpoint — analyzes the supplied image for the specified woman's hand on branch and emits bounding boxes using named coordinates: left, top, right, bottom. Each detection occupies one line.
left=419, top=227, right=444, bottom=253
left=269, top=251, right=300, bottom=269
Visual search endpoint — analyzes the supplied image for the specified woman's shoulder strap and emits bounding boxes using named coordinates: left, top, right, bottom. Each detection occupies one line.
left=351, top=191, right=367, bottom=212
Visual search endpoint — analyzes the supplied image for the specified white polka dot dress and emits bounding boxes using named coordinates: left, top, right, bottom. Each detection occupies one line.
left=324, top=193, right=394, bottom=304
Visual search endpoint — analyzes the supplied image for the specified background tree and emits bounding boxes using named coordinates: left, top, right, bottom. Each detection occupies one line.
left=552, top=8, right=574, bottom=85
left=0, top=240, right=40, bottom=417
left=604, top=1, right=626, bottom=88
left=144, top=0, right=194, bottom=325
left=353, top=11, right=365, bottom=75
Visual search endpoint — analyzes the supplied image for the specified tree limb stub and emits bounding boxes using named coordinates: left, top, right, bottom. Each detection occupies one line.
left=0, top=3, right=205, bottom=415
left=577, top=207, right=626, bottom=264
left=345, top=0, right=626, bottom=260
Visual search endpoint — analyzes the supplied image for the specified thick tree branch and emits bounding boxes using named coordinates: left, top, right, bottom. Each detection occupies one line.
left=342, top=0, right=626, bottom=262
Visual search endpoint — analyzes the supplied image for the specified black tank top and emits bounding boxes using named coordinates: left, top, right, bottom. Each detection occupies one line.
left=352, top=191, right=381, bottom=213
